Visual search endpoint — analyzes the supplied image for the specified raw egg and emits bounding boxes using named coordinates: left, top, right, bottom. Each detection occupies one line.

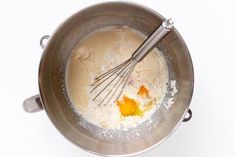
left=117, top=85, right=154, bottom=117
left=116, top=96, right=143, bottom=116
left=138, top=85, right=149, bottom=98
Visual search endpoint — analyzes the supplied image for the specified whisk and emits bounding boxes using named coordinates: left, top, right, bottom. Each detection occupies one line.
left=90, top=19, right=174, bottom=106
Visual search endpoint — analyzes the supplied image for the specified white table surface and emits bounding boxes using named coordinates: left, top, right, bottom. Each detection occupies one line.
left=0, top=0, right=235, bottom=156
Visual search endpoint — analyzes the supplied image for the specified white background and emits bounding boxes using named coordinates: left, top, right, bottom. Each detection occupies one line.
left=0, top=0, right=235, bottom=156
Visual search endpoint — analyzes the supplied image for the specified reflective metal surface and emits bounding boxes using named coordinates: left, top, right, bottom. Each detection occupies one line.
left=37, top=2, right=194, bottom=156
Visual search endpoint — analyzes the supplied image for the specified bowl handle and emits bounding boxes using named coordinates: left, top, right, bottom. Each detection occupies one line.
left=23, top=36, right=50, bottom=113
left=183, top=109, right=192, bottom=122
left=23, top=95, right=43, bottom=113
left=39, top=35, right=50, bottom=49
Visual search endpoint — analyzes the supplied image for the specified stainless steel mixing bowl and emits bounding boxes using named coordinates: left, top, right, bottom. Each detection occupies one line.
left=23, top=2, right=194, bottom=156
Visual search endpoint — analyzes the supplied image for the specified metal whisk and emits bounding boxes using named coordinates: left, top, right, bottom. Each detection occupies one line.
left=90, top=19, right=174, bottom=106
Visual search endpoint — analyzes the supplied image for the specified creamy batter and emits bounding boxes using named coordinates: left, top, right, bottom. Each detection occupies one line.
left=66, top=26, right=169, bottom=130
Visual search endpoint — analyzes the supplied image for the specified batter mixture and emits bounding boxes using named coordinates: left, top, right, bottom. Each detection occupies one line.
left=66, top=26, right=169, bottom=130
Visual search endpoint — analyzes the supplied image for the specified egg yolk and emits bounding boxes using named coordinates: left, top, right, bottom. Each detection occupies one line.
left=116, top=96, right=143, bottom=116
left=138, top=85, right=149, bottom=98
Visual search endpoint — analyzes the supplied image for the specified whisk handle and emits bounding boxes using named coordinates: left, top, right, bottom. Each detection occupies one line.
left=132, top=19, right=174, bottom=62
